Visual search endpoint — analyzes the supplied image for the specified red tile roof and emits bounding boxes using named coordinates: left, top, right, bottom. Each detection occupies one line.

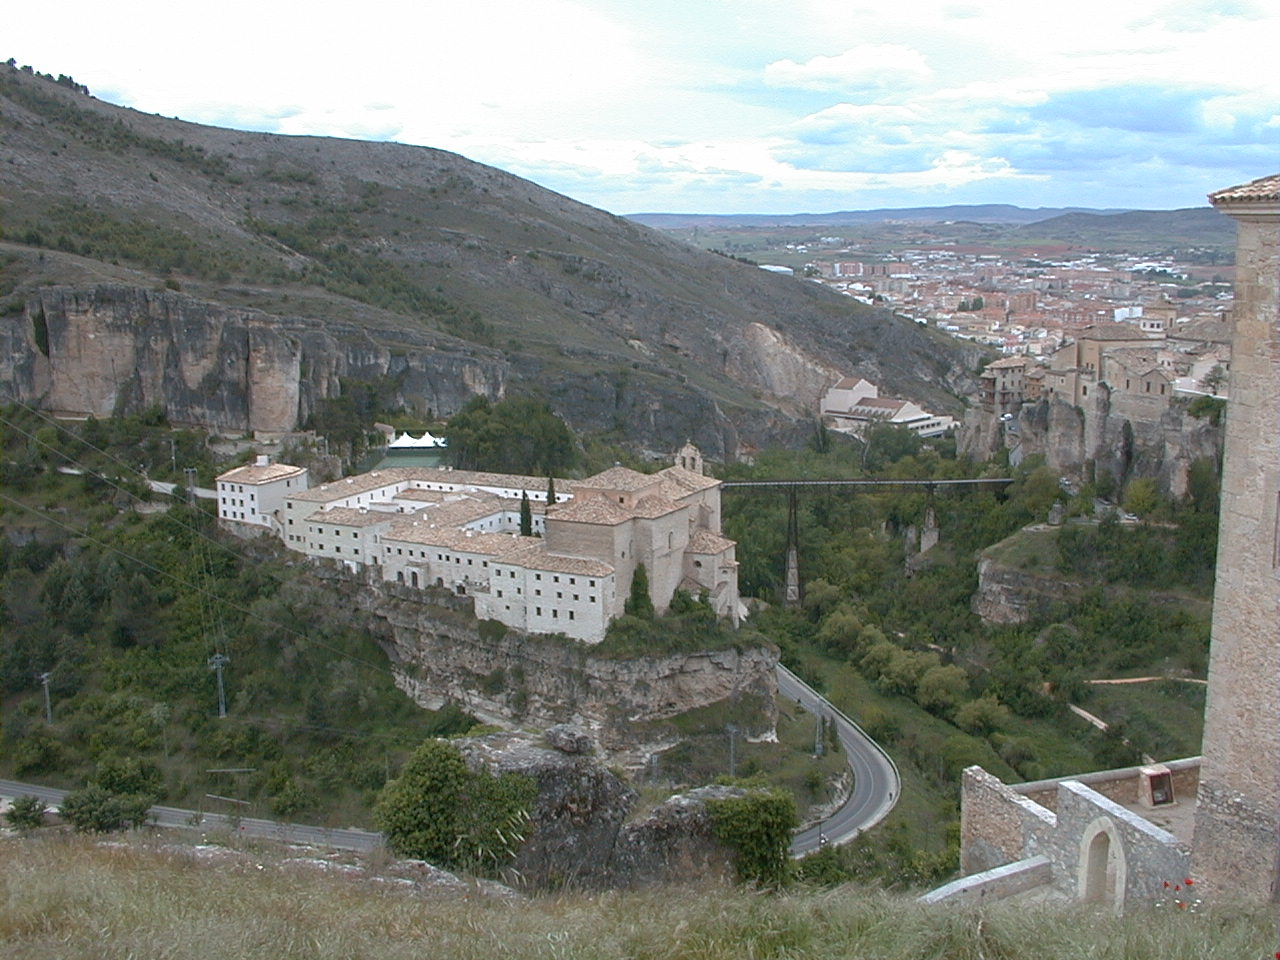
left=1209, top=174, right=1280, bottom=205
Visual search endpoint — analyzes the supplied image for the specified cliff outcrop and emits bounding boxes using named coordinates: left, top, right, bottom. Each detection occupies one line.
left=2, top=284, right=506, bottom=434
left=326, top=575, right=779, bottom=760
left=959, top=391, right=1222, bottom=497
left=459, top=731, right=741, bottom=889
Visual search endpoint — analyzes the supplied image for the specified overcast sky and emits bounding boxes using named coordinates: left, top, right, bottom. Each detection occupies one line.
left=7, top=0, right=1278, bottom=215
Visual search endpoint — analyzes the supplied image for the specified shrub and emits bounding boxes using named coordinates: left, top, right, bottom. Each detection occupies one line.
left=706, top=788, right=797, bottom=888
left=4, top=794, right=47, bottom=830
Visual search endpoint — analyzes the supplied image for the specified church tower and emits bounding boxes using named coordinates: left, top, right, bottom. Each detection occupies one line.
left=1193, top=174, right=1280, bottom=900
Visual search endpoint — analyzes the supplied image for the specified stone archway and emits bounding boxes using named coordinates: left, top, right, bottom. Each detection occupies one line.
left=1078, top=816, right=1126, bottom=910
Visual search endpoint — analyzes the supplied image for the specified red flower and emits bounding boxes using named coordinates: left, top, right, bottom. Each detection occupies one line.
left=1184, top=877, right=1194, bottom=886
left=1163, top=881, right=1170, bottom=888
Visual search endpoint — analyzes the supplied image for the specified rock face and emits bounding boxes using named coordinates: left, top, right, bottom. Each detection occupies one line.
left=336, top=576, right=779, bottom=758
left=971, top=555, right=1083, bottom=625
left=459, top=731, right=740, bottom=889
left=959, top=392, right=1222, bottom=498
left=1, top=285, right=506, bottom=434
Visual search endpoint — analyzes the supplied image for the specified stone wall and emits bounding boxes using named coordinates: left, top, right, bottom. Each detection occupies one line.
left=1046, top=781, right=1190, bottom=909
left=960, top=767, right=1056, bottom=874
left=960, top=765, right=1193, bottom=910
left=1016, top=757, right=1201, bottom=812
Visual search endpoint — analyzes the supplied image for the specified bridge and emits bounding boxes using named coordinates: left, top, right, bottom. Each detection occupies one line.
left=721, top=476, right=1014, bottom=606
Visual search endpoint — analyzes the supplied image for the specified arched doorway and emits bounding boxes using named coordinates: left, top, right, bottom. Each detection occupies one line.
left=1078, top=817, right=1126, bottom=910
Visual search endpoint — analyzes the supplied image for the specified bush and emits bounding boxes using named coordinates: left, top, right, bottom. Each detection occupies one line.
left=4, top=794, right=47, bottom=830
left=706, top=788, right=797, bottom=887
left=374, top=739, right=536, bottom=874
left=59, top=784, right=152, bottom=833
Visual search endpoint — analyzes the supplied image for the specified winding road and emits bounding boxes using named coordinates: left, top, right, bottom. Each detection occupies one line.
left=2, top=668, right=899, bottom=860
left=777, top=664, right=901, bottom=857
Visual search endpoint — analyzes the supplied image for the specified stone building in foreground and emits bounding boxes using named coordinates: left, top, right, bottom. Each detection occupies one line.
left=944, top=174, right=1280, bottom=911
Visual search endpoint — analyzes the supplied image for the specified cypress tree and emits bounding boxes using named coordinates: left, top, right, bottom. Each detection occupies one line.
left=519, top=491, right=532, bottom=537
left=625, top=563, right=655, bottom=619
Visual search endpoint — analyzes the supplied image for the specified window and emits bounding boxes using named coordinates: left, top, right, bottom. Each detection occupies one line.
left=536, top=606, right=542, bottom=616
left=535, top=589, right=542, bottom=597
left=569, top=577, right=576, bottom=585
left=573, top=594, right=579, bottom=601
left=568, top=611, right=575, bottom=620
left=497, top=589, right=503, bottom=598
left=554, top=576, right=560, bottom=583
left=589, top=580, right=596, bottom=587
left=552, top=610, right=558, bottom=619
left=535, top=573, right=542, bottom=581
left=556, top=592, right=562, bottom=599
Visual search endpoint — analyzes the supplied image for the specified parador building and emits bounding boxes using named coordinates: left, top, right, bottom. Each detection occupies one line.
left=217, top=443, right=742, bottom=644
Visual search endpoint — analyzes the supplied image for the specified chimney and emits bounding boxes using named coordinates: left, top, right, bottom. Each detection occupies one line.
left=256, top=454, right=270, bottom=467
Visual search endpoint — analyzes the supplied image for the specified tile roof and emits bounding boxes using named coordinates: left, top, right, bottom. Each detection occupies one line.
left=632, top=494, right=682, bottom=519
left=1079, top=322, right=1152, bottom=341
left=307, top=507, right=399, bottom=528
left=500, top=540, right=614, bottom=577
left=575, top=466, right=661, bottom=492
left=549, top=494, right=633, bottom=525
left=657, top=464, right=720, bottom=493
left=1209, top=174, right=1280, bottom=205
left=217, top=462, right=306, bottom=484
left=687, top=529, right=735, bottom=554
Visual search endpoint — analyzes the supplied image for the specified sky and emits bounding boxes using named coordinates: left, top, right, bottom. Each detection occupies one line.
left=6, top=0, right=1278, bottom=215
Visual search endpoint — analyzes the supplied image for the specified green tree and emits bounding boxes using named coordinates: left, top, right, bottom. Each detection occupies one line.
left=624, top=563, right=655, bottom=619
left=519, top=491, right=532, bottom=537
left=374, top=739, right=535, bottom=873
left=59, top=784, right=152, bottom=833
left=915, top=664, right=970, bottom=715
left=955, top=695, right=1012, bottom=735
left=1123, top=477, right=1160, bottom=517
left=1199, top=364, right=1227, bottom=395
left=4, top=795, right=46, bottom=830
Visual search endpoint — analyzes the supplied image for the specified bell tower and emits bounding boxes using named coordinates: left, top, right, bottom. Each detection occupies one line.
left=1193, top=174, right=1280, bottom=900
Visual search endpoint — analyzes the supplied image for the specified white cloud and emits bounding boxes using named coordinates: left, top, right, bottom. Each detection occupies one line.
left=4, top=0, right=1278, bottom=212
left=764, top=45, right=933, bottom=92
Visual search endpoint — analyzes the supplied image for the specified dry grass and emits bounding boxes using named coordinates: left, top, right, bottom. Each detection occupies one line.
left=0, top=832, right=1272, bottom=960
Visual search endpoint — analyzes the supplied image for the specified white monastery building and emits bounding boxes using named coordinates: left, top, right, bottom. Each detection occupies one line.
left=216, top=444, right=740, bottom=644
left=216, top=456, right=309, bottom=535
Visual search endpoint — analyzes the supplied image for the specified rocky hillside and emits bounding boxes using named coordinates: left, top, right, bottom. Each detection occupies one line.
left=0, top=66, right=982, bottom=457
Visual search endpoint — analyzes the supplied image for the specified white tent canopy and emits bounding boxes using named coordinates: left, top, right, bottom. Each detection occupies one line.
left=388, top=431, right=447, bottom=449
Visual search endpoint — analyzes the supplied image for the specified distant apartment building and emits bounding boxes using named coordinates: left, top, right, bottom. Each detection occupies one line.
left=270, top=445, right=738, bottom=644
left=821, top=377, right=954, bottom=438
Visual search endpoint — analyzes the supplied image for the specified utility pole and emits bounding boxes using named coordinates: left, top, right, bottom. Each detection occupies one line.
left=208, top=654, right=230, bottom=718
left=169, top=437, right=177, bottom=473
left=37, top=672, right=52, bottom=723
left=727, top=724, right=739, bottom=778
left=815, top=713, right=825, bottom=757
left=184, top=467, right=197, bottom=503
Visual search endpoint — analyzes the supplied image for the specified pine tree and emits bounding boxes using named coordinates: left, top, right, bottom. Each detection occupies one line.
left=546, top=476, right=556, bottom=506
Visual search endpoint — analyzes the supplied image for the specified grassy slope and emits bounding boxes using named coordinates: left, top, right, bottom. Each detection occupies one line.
left=0, top=833, right=1271, bottom=960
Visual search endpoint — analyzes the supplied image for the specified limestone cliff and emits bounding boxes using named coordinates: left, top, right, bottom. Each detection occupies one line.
left=327, top=575, right=778, bottom=759
left=457, top=731, right=741, bottom=889
left=1, top=284, right=506, bottom=434
left=971, top=554, right=1085, bottom=625
left=959, top=391, right=1222, bottom=497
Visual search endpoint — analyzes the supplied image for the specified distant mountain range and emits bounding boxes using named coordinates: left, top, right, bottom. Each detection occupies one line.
left=626, top=205, right=1135, bottom=229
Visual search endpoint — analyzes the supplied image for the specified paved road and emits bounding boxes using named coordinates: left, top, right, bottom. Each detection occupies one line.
left=4, top=667, right=901, bottom=862
left=0, top=779, right=382, bottom=852
left=777, top=665, right=900, bottom=857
